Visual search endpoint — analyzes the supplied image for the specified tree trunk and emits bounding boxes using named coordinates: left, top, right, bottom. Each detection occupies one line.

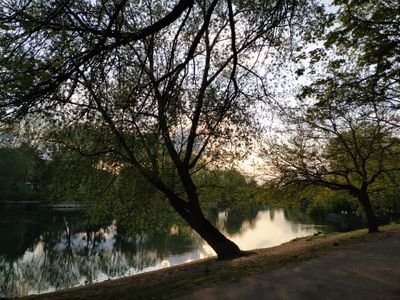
left=167, top=194, right=243, bottom=260
left=189, top=213, right=243, bottom=259
left=358, top=191, right=379, bottom=233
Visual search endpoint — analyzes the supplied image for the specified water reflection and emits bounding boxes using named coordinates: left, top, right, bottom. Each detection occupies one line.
left=0, top=208, right=321, bottom=297
left=225, top=210, right=317, bottom=250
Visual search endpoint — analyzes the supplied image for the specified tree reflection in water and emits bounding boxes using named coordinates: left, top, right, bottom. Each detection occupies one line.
left=0, top=207, right=322, bottom=297
left=0, top=210, right=203, bottom=297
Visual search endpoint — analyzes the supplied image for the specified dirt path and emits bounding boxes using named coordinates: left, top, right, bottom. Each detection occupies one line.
left=177, top=232, right=400, bottom=300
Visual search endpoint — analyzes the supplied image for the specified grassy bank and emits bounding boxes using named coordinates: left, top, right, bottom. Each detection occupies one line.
left=24, top=224, right=400, bottom=300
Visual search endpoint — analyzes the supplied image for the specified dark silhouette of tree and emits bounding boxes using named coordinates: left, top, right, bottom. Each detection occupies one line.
left=296, top=0, right=400, bottom=124
left=0, top=0, right=305, bottom=259
left=0, top=146, right=43, bottom=201
left=274, top=0, right=400, bottom=233
left=267, top=100, right=400, bottom=233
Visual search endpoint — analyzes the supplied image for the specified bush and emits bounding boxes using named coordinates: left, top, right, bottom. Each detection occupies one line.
left=0, top=146, right=42, bottom=201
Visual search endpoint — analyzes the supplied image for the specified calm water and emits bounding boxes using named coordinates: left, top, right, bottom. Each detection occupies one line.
left=0, top=207, right=340, bottom=297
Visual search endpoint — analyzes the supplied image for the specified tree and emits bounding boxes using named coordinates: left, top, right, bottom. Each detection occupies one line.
left=195, top=168, right=253, bottom=209
left=326, top=0, right=399, bottom=107
left=0, top=145, right=43, bottom=201
left=296, top=0, right=400, bottom=123
left=267, top=0, right=400, bottom=233
left=267, top=99, right=400, bottom=233
left=0, top=0, right=304, bottom=259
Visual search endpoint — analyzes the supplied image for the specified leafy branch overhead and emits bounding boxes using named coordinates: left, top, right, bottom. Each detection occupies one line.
left=297, top=0, right=399, bottom=114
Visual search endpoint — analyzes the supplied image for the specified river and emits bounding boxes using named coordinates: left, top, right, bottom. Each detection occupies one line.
left=0, top=207, right=359, bottom=297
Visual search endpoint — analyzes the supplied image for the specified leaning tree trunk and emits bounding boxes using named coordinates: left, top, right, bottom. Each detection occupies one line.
left=358, top=190, right=379, bottom=233
left=188, top=212, right=243, bottom=259
left=167, top=194, right=242, bottom=259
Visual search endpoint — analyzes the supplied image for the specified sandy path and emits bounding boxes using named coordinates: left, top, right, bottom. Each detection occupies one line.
left=177, top=233, right=400, bottom=300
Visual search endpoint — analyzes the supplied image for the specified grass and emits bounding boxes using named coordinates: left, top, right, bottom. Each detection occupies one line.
left=25, top=224, right=400, bottom=300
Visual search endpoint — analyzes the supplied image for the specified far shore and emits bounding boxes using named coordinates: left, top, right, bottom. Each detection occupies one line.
left=0, top=201, right=89, bottom=211
left=22, top=224, right=400, bottom=300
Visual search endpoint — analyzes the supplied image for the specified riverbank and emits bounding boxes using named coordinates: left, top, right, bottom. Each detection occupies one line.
left=0, top=201, right=88, bottom=211
left=23, top=224, right=400, bottom=300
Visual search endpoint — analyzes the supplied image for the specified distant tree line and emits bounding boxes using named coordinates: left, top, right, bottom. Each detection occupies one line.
left=0, top=141, right=257, bottom=225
